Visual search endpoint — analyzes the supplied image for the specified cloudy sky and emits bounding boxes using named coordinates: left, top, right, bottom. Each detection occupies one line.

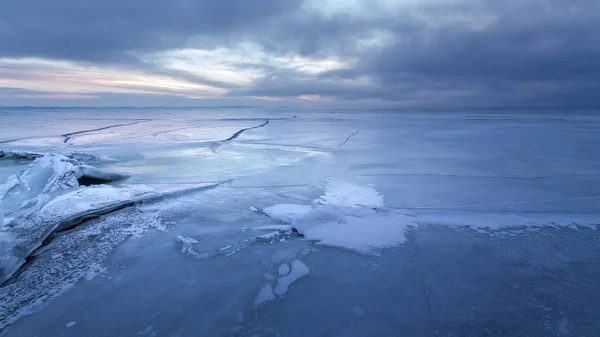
left=1, top=0, right=598, bottom=107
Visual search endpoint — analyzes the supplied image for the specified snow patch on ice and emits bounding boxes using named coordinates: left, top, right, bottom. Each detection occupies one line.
left=274, top=259, right=310, bottom=296
left=262, top=204, right=313, bottom=223
left=303, top=213, right=411, bottom=254
left=258, top=180, right=398, bottom=254
left=65, top=321, right=76, bottom=328
left=315, top=180, right=384, bottom=208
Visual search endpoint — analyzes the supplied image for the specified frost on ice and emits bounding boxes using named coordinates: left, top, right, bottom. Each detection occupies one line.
left=0, top=152, right=154, bottom=285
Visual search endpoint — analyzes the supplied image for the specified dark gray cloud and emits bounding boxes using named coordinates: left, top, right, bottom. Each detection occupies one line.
left=1, top=0, right=600, bottom=107
left=0, top=0, right=301, bottom=61
left=239, top=0, right=600, bottom=106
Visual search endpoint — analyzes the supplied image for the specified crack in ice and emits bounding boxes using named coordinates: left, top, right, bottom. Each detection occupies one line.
left=339, top=129, right=359, bottom=147
left=223, top=120, right=270, bottom=142
left=61, top=120, right=152, bottom=143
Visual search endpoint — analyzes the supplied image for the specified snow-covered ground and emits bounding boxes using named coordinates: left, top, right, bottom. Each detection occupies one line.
left=1, top=107, right=600, bottom=336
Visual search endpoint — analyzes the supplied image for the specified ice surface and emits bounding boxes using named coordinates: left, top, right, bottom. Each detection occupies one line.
left=0, top=207, right=164, bottom=331
left=176, top=236, right=202, bottom=258
left=273, top=259, right=310, bottom=296
left=0, top=181, right=157, bottom=285
left=2, top=108, right=600, bottom=336
left=254, top=283, right=276, bottom=306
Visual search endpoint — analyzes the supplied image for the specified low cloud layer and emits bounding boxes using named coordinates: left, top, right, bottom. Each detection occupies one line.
left=1, top=0, right=599, bottom=107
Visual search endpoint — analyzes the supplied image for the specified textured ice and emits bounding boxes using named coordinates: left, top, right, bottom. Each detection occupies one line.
left=0, top=207, right=164, bottom=331
left=0, top=184, right=157, bottom=285
left=273, top=259, right=310, bottom=296
left=0, top=153, right=142, bottom=285
left=2, top=109, right=600, bottom=336
left=0, top=153, right=127, bottom=216
left=0, top=155, right=79, bottom=211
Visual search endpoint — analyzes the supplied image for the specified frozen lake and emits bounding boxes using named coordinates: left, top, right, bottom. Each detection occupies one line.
left=1, top=107, right=600, bottom=336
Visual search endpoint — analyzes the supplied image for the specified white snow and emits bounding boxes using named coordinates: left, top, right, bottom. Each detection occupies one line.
left=278, top=263, right=290, bottom=276
left=65, top=321, right=76, bottom=328
left=274, top=259, right=310, bottom=296
left=302, top=213, right=411, bottom=254
left=260, top=181, right=402, bottom=254
left=254, top=283, right=276, bottom=306
left=315, top=180, right=384, bottom=208
left=262, top=204, right=313, bottom=223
